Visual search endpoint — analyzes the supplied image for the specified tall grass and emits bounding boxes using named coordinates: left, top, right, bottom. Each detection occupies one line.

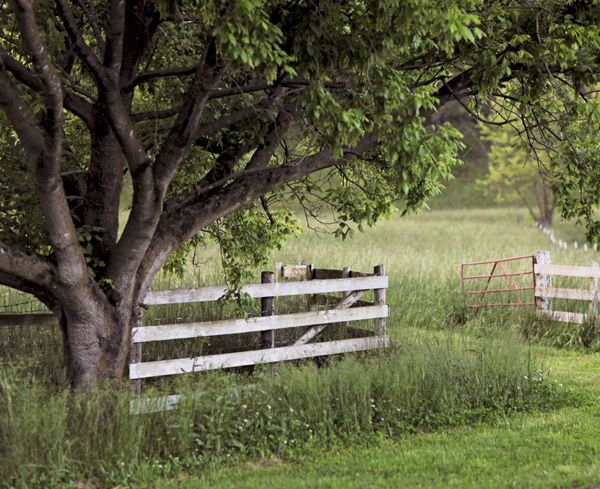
left=0, top=207, right=594, bottom=487
left=2, top=207, right=599, bottom=368
left=0, top=332, right=570, bottom=489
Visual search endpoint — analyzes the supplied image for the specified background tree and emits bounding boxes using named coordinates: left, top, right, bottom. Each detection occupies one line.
left=1, top=0, right=600, bottom=389
left=478, top=123, right=555, bottom=227
left=539, top=91, right=600, bottom=243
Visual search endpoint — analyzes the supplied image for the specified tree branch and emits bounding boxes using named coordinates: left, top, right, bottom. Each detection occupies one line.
left=103, top=0, right=126, bottom=76
left=207, top=79, right=345, bottom=100
left=169, top=133, right=378, bottom=239
left=209, top=82, right=274, bottom=100
left=244, top=106, right=294, bottom=171
left=131, top=105, right=181, bottom=122
left=0, top=68, right=45, bottom=159
left=55, top=0, right=108, bottom=87
left=152, top=40, right=223, bottom=196
left=163, top=97, right=292, bottom=214
left=196, top=94, right=283, bottom=137
left=135, top=132, right=379, bottom=298
left=0, top=270, right=59, bottom=311
left=442, top=78, right=516, bottom=126
left=125, top=64, right=199, bottom=91
left=0, top=46, right=94, bottom=125
left=105, top=41, right=224, bottom=288
left=10, top=0, right=89, bottom=283
left=0, top=240, right=55, bottom=288
left=73, top=0, right=104, bottom=51
left=12, top=1, right=64, bottom=152
left=85, top=0, right=160, bottom=285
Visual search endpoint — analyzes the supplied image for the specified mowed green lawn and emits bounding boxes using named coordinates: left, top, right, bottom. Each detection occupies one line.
left=161, top=208, right=600, bottom=489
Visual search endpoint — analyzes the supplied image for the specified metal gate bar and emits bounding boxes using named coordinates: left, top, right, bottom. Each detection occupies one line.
left=461, top=255, right=536, bottom=309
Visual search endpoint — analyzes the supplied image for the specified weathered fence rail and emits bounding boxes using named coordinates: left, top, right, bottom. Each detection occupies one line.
left=143, top=275, right=386, bottom=305
left=0, top=313, right=56, bottom=327
left=534, top=253, right=600, bottom=325
left=132, top=306, right=387, bottom=344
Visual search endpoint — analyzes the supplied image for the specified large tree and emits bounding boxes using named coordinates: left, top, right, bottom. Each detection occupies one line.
left=1, top=0, right=599, bottom=389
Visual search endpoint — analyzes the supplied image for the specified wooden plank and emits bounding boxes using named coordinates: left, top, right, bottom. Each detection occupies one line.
left=313, top=269, right=372, bottom=279
left=146, top=285, right=227, bottom=304
left=537, top=310, right=586, bottom=324
left=373, top=265, right=387, bottom=337
left=0, top=313, right=57, bottom=327
left=282, top=265, right=310, bottom=280
left=312, top=268, right=344, bottom=279
left=144, top=275, right=388, bottom=305
left=590, top=262, right=599, bottom=318
left=350, top=271, right=374, bottom=278
left=129, top=395, right=182, bottom=414
left=535, top=287, right=594, bottom=301
left=132, top=305, right=389, bottom=343
left=534, top=263, right=600, bottom=278
left=260, top=271, right=275, bottom=349
left=293, top=289, right=370, bottom=346
left=130, top=336, right=389, bottom=379
left=335, top=289, right=368, bottom=309
left=130, top=315, right=143, bottom=395
left=310, top=294, right=374, bottom=307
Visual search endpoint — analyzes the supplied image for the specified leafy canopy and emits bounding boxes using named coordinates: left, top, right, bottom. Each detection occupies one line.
left=2, top=0, right=600, bottom=289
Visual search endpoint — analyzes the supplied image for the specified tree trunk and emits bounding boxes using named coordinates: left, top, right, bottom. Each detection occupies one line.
left=57, top=283, right=138, bottom=390
left=540, top=211, right=553, bottom=229
left=83, top=107, right=125, bottom=266
left=539, top=182, right=554, bottom=229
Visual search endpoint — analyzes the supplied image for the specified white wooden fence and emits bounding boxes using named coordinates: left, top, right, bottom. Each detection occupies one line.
left=130, top=265, right=389, bottom=386
left=534, top=250, right=600, bottom=324
left=536, top=221, right=598, bottom=252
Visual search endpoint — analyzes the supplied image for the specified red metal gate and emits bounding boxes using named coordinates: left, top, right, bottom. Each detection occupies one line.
left=460, top=255, right=536, bottom=309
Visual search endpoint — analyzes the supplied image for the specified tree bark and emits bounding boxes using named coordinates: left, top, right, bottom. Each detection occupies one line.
left=55, top=279, right=138, bottom=388
left=83, top=104, right=125, bottom=267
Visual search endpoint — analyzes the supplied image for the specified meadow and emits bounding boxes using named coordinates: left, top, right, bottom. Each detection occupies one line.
left=1, top=206, right=600, bottom=488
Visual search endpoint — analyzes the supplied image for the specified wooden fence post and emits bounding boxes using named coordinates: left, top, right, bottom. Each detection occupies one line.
left=589, top=261, right=599, bottom=321
left=373, top=264, right=387, bottom=339
left=342, top=267, right=351, bottom=328
left=261, top=271, right=275, bottom=348
left=131, top=315, right=143, bottom=395
left=535, top=250, right=552, bottom=315
left=306, top=263, right=315, bottom=311
left=306, top=264, right=314, bottom=280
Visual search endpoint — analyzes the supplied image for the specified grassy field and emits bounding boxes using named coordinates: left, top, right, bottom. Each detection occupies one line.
left=2, top=206, right=600, bottom=488
left=164, top=207, right=600, bottom=489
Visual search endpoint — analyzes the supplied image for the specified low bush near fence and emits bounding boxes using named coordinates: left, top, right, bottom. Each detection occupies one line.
left=0, top=333, right=574, bottom=489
